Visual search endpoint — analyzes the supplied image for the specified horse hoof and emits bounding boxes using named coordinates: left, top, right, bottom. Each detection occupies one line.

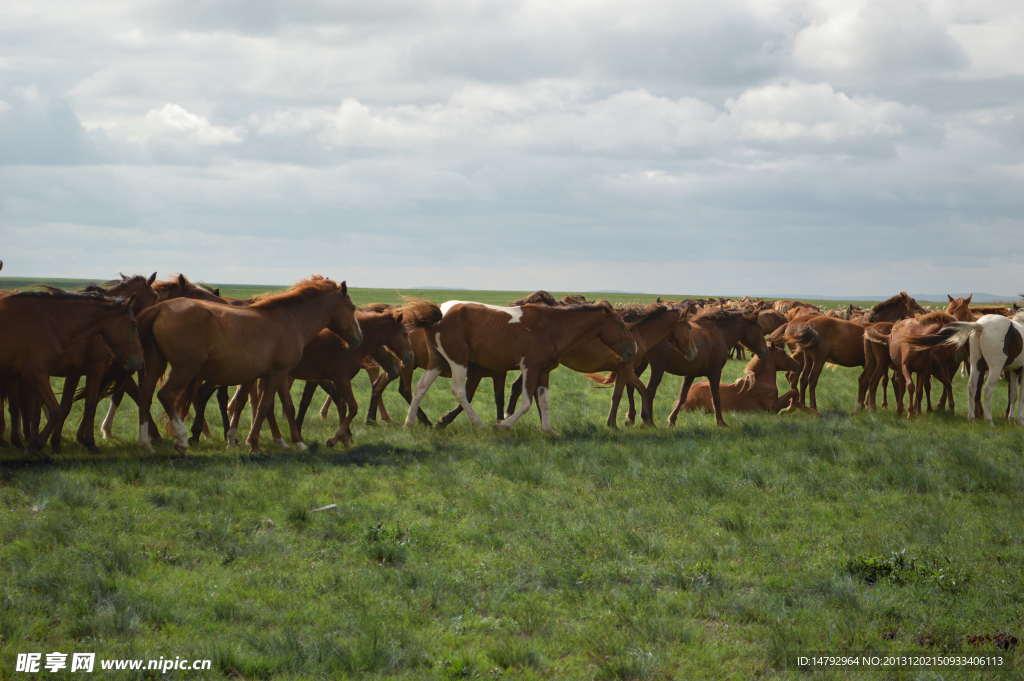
left=433, top=421, right=448, bottom=430
left=173, top=444, right=188, bottom=455
left=292, top=442, right=308, bottom=452
left=364, top=420, right=377, bottom=428
left=188, top=437, right=200, bottom=446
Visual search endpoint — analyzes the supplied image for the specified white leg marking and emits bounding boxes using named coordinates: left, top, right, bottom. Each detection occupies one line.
left=226, top=427, right=238, bottom=447
left=292, top=441, right=308, bottom=452
left=101, top=401, right=118, bottom=439
left=497, top=366, right=532, bottom=429
left=170, top=413, right=189, bottom=453
left=319, top=396, right=331, bottom=419
left=537, top=385, right=553, bottom=432
left=435, top=340, right=483, bottom=427
left=405, top=367, right=441, bottom=427
left=274, top=436, right=290, bottom=450
left=138, top=420, right=153, bottom=453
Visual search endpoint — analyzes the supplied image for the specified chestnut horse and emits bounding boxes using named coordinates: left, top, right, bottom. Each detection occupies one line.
left=0, top=289, right=142, bottom=456
left=498, top=303, right=697, bottom=428
left=678, top=346, right=816, bottom=415
left=614, top=308, right=768, bottom=427
left=405, top=301, right=636, bottom=431
left=136, top=277, right=361, bottom=454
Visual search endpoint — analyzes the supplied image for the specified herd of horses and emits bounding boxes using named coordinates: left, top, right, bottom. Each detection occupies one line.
left=2, top=260, right=1022, bottom=458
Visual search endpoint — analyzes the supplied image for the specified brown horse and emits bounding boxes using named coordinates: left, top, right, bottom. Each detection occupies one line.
left=500, top=303, right=697, bottom=428
left=855, top=322, right=895, bottom=413
left=0, top=289, right=142, bottom=456
left=614, top=308, right=768, bottom=427
left=784, top=317, right=874, bottom=410
left=405, top=301, right=635, bottom=431
left=678, top=346, right=817, bottom=415
left=864, top=292, right=926, bottom=322
left=42, top=274, right=159, bottom=452
left=136, top=277, right=361, bottom=454
left=882, top=311, right=962, bottom=416
left=280, top=309, right=414, bottom=447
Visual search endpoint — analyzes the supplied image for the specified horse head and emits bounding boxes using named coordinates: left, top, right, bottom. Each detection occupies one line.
left=596, top=302, right=637, bottom=362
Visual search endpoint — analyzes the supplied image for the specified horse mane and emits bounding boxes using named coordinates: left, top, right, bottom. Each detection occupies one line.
left=553, top=300, right=613, bottom=313
left=694, top=306, right=759, bottom=323
left=8, top=287, right=126, bottom=309
left=915, top=311, right=956, bottom=325
left=615, top=303, right=670, bottom=325
left=360, top=302, right=395, bottom=313
left=82, top=274, right=151, bottom=293
left=399, top=297, right=443, bottom=328
left=561, top=295, right=589, bottom=305
left=248, top=276, right=342, bottom=309
left=510, top=290, right=559, bottom=306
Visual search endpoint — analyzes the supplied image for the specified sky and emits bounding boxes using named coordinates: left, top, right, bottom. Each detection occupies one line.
left=0, top=0, right=1021, bottom=296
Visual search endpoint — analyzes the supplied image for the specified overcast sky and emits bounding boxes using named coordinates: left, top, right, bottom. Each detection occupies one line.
left=1, top=0, right=1021, bottom=295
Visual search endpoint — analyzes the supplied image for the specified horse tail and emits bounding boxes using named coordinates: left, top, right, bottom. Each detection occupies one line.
left=583, top=372, right=616, bottom=386
left=766, top=324, right=788, bottom=345
left=902, top=322, right=981, bottom=350
left=784, top=323, right=820, bottom=350
left=73, top=358, right=124, bottom=402
left=864, top=325, right=891, bottom=346
left=173, top=378, right=200, bottom=420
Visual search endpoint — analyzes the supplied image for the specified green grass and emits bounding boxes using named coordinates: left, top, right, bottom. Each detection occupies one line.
left=2, top=287, right=1023, bottom=679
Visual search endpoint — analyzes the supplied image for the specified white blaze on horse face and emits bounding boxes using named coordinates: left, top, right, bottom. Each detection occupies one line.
left=440, top=301, right=523, bottom=324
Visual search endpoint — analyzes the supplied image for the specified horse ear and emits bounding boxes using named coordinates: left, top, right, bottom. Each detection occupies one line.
left=965, top=294, right=973, bottom=305
left=120, top=272, right=128, bottom=280
left=340, top=281, right=347, bottom=296
left=177, top=273, right=187, bottom=287
left=148, top=272, right=157, bottom=285
left=396, top=312, right=405, bottom=326
left=214, top=288, right=220, bottom=296
left=948, top=294, right=954, bottom=302
left=123, top=293, right=137, bottom=310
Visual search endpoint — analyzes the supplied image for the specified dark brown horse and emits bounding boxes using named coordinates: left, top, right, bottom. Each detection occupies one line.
left=406, top=301, right=635, bottom=431
left=0, top=289, right=142, bottom=456
left=136, top=277, right=361, bottom=454
left=614, top=308, right=768, bottom=427
left=678, top=346, right=816, bottom=415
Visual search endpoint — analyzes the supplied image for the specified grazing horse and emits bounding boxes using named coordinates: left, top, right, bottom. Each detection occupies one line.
left=678, top=346, right=817, bottom=415
left=903, top=312, right=1024, bottom=425
left=503, top=303, right=697, bottom=428
left=0, top=289, right=142, bottom=456
left=615, top=308, right=767, bottom=427
left=405, top=301, right=636, bottom=431
left=136, top=277, right=361, bottom=454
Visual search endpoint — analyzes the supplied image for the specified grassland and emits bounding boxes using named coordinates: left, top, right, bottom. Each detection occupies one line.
left=1, top=286, right=1023, bottom=680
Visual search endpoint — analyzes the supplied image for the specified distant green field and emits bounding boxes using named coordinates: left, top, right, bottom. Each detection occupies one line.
left=1, top=291, right=1022, bottom=678
left=0, top=275, right=898, bottom=310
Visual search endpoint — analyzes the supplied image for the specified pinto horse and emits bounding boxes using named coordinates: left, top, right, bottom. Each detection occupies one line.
left=136, top=277, right=361, bottom=454
left=678, top=346, right=816, bottom=415
left=0, top=289, right=142, bottom=456
left=903, top=312, right=1024, bottom=425
left=405, top=301, right=636, bottom=431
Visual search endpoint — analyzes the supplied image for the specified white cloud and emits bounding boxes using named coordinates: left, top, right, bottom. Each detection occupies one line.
left=138, top=103, right=242, bottom=144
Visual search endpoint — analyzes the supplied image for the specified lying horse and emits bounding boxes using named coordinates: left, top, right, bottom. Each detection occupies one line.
left=406, top=301, right=635, bottom=431
left=678, top=346, right=817, bottom=415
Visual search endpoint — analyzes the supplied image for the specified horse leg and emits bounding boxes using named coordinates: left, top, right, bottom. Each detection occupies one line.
left=23, top=372, right=61, bottom=459
left=327, top=378, right=359, bottom=447
left=366, top=372, right=391, bottom=425
left=156, top=366, right=202, bottom=455
left=805, top=356, right=830, bottom=411
left=295, top=381, right=319, bottom=437
left=75, top=371, right=104, bottom=453
left=881, top=371, right=890, bottom=409
left=1014, top=368, right=1024, bottom=426
left=258, top=378, right=288, bottom=449
left=497, top=367, right=534, bottom=429
left=436, top=368, right=484, bottom=428
left=643, top=366, right=666, bottom=426
left=854, top=365, right=871, bottom=413
left=100, top=386, right=125, bottom=439
left=320, top=395, right=333, bottom=419
left=0, top=385, right=7, bottom=447
left=708, top=371, right=729, bottom=427
left=276, top=382, right=306, bottom=451
left=188, top=381, right=219, bottom=445
left=50, top=374, right=81, bottom=454
left=492, top=372, right=506, bottom=423
left=447, top=360, right=484, bottom=427
left=8, top=382, right=23, bottom=449
left=404, top=366, right=442, bottom=428
left=667, top=376, right=695, bottom=427
left=245, top=374, right=285, bottom=453
left=536, top=372, right=553, bottom=433
left=981, top=359, right=1006, bottom=425
left=225, top=383, right=252, bottom=447
left=505, top=374, right=523, bottom=419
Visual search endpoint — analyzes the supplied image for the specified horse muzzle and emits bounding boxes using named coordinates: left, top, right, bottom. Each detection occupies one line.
left=403, top=351, right=414, bottom=367
left=685, top=346, right=698, bottom=361
left=619, top=343, right=637, bottom=363
left=124, top=356, right=144, bottom=373
left=756, top=347, right=769, bottom=360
